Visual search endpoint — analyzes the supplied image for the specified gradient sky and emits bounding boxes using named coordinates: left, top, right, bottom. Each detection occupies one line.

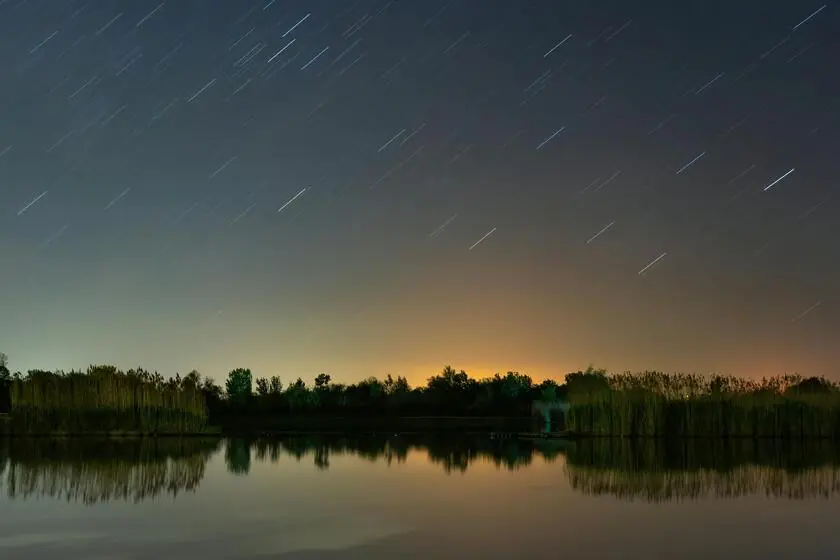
left=1, top=0, right=838, bottom=385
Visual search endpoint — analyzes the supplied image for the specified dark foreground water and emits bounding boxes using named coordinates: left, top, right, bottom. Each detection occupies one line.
left=2, top=436, right=840, bottom=560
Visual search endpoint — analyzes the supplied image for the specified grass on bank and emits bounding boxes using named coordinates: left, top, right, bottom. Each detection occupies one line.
left=566, top=370, right=840, bottom=438
left=7, top=361, right=840, bottom=440
left=9, top=367, right=207, bottom=434
left=564, top=437, right=840, bottom=501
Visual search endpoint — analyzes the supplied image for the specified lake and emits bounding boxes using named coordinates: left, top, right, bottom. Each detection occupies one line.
left=1, top=435, right=840, bottom=559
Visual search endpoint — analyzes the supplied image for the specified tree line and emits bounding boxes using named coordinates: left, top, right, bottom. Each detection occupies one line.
left=4, top=350, right=838, bottom=437
left=566, top=370, right=840, bottom=438
left=6, top=435, right=838, bottom=504
left=0, top=352, right=568, bottom=423
left=217, top=365, right=566, bottom=419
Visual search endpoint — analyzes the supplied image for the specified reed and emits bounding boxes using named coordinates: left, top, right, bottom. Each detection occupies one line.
left=565, top=463, right=840, bottom=502
left=1, top=437, right=221, bottom=504
left=9, top=366, right=208, bottom=434
left=564, top=437, right=840, bottom=502
left=566, top=371, right=840, bottom=438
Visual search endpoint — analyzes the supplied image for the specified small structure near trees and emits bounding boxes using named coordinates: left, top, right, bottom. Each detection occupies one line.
left=532, top=399, right=570, bottom=433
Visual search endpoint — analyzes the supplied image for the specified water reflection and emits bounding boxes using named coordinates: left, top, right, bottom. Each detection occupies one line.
left=0, top=437, right=220, bottom=504
left=233, top=435, right=840, bottom=503
left=564, top=438, right=840, bottom=502
left=4, top=435, right=840, bottom=506
left=231, top=434, right=569, bottom=474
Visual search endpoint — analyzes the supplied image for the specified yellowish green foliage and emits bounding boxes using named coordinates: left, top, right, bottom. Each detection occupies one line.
left=565, top=370, right=840, bottom=438
left=10, top=366, right=207, bottom=434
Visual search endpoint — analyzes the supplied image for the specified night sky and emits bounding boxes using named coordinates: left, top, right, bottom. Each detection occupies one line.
left=1, top=0, right=838, bottom=384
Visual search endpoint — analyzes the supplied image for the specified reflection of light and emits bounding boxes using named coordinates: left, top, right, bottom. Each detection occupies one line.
left=0, top=532, right=108, bottom=549
left=255, top=517, right=413, bottom=555
left=566, top=464, right=840, bottom=502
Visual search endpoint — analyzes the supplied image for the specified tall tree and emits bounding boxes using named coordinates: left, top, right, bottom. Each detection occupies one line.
left=268, top=376, right=283, bottom=394
left=0, top=353, right=9, bottom=414
left=255, top=377, right=269, bottom=397
left=183, top=370, right=202, bottom=389
left=226, top=368, right=253, bottom=405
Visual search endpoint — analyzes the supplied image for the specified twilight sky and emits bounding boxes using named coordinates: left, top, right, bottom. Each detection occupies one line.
left=1, top=0, right=838, bottom=384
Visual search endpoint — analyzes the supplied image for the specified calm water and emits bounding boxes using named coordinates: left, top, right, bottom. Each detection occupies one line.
left=2, top=436, right=840, bottom=559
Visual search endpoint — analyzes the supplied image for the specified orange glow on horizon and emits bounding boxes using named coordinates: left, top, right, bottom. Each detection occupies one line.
left=391, top=363, right=574, bottom=388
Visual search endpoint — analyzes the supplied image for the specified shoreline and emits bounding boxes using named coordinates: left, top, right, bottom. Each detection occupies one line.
left=5, top=430, right=840, bottom=440
left=7, top=413, right=840, bottom=440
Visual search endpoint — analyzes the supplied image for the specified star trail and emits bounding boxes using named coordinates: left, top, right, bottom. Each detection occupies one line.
left=0, top=0, right=838, bottom=383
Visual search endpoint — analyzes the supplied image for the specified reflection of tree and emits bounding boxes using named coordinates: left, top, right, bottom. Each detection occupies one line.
left=231, top=434, right=562, bottom=475
left=232, top=435, right=840, bottom=502
left=1, top=438, right=220, bottom=504
left=225, top=438, right=252, bottom=475
left=564, top=438, right=840, bottom=502
left=313, top=446, right=329, bottom=470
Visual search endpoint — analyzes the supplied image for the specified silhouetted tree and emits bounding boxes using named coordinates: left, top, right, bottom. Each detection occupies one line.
left=225, top=438, right=252, bottom=475
left=0, top=353, right=10, bottom=414
left=0, top=353, right=9, bottom=379
left=183, top=370, right=202, bottom=390
left=285, top=378, right=315, bottom=412
left=538, top=379, right=560, bottom=401
left=200, top=376, right=225, bottom=419
left=2, top=356, right=585, bottom=429
left=268, top=376, right=283, bottom=394
left=225, top=368, right=252, bottom=407
left=786, top=376, right=836, bottom=395
left=565, top=366, right=610, bottom=399
left=255, top=377, right=269, bottom=397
